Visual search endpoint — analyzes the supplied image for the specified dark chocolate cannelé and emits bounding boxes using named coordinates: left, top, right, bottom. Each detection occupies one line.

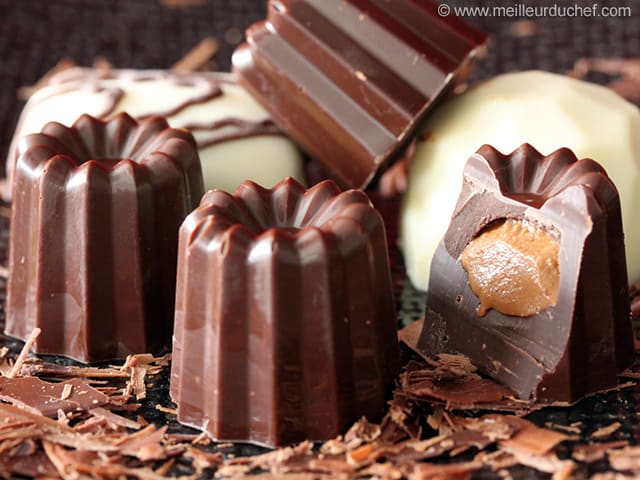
left=6, top=113, right=204, bottom=362
left=171, top=177, right=399, bottom=446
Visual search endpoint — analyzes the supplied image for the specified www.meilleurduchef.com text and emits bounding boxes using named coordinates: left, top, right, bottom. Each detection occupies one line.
left=436, top=3, right=632, bottom=18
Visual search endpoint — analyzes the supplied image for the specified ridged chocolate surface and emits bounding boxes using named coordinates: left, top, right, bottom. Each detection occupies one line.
left=170, top=177, right=399, bottom=446
left=6, top=113, right=204, bottom=362
left=418, top=143, right=634, bottom=403
left=233, top=0, right=487, bottom=189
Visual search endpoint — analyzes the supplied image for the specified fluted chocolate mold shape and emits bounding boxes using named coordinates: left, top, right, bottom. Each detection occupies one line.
left=418, top=144, right=634, bottom=403
left=6, top=113, right=204, bottom=362
left=170, top=177, right=399, bottom=446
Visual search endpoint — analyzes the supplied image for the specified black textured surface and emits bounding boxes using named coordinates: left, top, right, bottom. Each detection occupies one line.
left=1, top=0, right=640, bottom=477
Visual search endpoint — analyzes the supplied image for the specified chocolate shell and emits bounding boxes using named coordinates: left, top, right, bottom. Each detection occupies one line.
left=418, top=144, right=634, bottom=403
left=233, top=0, right=487, bottom=189
left=6, top=113, right=204, bottom=362
left=170, top=177, right=399, bottom=446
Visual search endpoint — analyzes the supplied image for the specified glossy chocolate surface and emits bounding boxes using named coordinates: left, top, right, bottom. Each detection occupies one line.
left=171, top=177, right=399, bottom=446
left=6, top=113, right=204, bottom=362
left=233, top=0, right=487, bottom=189
left=418, top=144, right=634, bottom=403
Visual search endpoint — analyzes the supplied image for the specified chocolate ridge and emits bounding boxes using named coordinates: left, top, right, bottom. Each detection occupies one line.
left=6, top=113, right=204, bottom=362
left=419, top=143, right=633, bottom=403
left=171, top=177, right=399, bottom=446
left=233, top=0, right=487, bottom=189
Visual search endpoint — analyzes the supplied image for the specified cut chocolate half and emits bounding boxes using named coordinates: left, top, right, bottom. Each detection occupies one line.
left=233, top=0, right=487, bottom=189
left=418, top=144, right=634, bottom=403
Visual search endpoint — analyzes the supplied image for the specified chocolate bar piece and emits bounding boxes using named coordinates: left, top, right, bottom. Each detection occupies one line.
left=418, top=144, right=634, bottom=403
left=171, top=178, right=399, bottom=446
left=233, top=0, right=487, bottom=189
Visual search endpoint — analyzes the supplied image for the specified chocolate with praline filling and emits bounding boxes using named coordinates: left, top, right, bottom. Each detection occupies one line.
left=418, top=144, right=634, bottom=403
left=233, top=0, right=487, bottom=189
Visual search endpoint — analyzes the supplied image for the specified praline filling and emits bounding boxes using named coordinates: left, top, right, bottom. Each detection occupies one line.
left=461, top=218, right=560, bottom=317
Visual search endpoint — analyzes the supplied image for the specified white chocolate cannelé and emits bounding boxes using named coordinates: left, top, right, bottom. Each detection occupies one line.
left=5, top=67, right=305, bottom=197
left=401, top=70, right=640, bottom=290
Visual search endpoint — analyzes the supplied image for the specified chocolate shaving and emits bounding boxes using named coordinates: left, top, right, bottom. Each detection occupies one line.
left=591, top=421, right=622, bottom=439
left=401, top=359, right=520, bottom=408
left=17, top=58, right=76, bottom=100
left=0, top=324, right=635, bottom=478
left=572, top=440, right=629, bottom=463
left=591, top=474, right=638, bottom=480
left=0, top=377, right=108, bottom=416
left=378, top=144, right=414, bottom=198
left=500, top=449, right=575, bottom=478
left=171, top=37, right=219, bottom=73
left=405, top=459, right=482, bottom=479
left=89, top=407, right=142, bottom=430
left=6, top=328, right=40, bottom=378
left=609, top=446, right=640, bottom=473
left=499, top=417, right=568, bottom=455
left=155, top=404, right=177, bottom=415
left=92, top=56, right=113, bottom=70
left=570, top=57, right=640, bottom=103
left=184, top=447, right=223, bottom=474
left=545, top=422, right=582, bottom=435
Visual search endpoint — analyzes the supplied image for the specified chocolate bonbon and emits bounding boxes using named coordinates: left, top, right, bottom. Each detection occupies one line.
left=233, top=0, right=487, bottom=189
left=6, top=113, right=204, bottom=362
left=4, top=68, right=304, bottom=199
left=418, top=144, right=634, bottom=403
left=170, top=177, right=399, bottom=446
left=400, top=71, right=640, bottom=290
